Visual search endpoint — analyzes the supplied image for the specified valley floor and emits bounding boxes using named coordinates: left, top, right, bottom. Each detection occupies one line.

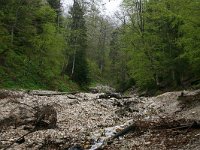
left=0, top=89, right=200, bottom=149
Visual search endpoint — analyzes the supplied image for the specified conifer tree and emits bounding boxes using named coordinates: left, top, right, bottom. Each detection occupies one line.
left=65, top=0, right=89, bottom=85
left=47, top=0, right=62, bottom=28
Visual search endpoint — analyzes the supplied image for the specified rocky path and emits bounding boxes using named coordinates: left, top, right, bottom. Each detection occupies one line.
left=0, top=89, right=200, bottom=149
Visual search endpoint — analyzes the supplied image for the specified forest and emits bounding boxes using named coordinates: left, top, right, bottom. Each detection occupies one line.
left=0, top=0, right=200, bottom=94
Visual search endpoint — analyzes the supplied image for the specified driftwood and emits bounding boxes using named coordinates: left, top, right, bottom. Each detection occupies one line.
left=112, top=124, right=136, bottom=140
left=30, top=91, right=77, bottom=96
left=94, top=123, right=138, bottom=149
left=3, top=129, right=35, bottom=150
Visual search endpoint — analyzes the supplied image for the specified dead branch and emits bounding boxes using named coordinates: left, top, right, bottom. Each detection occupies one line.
left=3, top=130, right=35, bottom=150
left=112, top=124, right=136, bottom=140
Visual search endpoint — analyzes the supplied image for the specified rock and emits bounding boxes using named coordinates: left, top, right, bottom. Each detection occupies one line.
left=139, top=90, right=148, bottom=97
left=39, top=135, right=61, bottom=150
left=67, top=95, right=77, bottom=99
left=0, top=90, right=10, bottom=99
left=68, top=144, right=84, bottom=150
left=144, top=141, right=151, bottom=145
left=89, top=85, right=115, bottom=93
left=0, top=90, right=24, bottom=99
left=8, top=105, right=34, bottom=128
left=99, top=93, right=121, bottom=99
left=34, top=105, right=57, bottom=129
left=16, top=137, right=25, bottom=144
left=113, top=100, right=123, bottom=107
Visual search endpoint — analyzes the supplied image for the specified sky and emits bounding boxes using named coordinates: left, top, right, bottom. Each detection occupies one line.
left=61, top=0, right=123, bottom=15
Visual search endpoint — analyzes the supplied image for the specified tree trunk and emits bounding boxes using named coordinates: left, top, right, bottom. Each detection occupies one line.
left=71, top=50, right=76, bottom=76
left=57, top=15, right=60, bottom=30
left=11, top=26, right=14, bottom=45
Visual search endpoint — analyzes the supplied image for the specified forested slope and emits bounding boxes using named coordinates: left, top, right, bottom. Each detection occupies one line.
left=108, top=0, right=200, bottom=93
left=0, top=0, right=199, bottom=93
left=0, top=0, right=68, bottom=90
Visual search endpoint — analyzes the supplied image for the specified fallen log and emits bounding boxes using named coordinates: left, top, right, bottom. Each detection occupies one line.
left=94, top=123, right=137, bottom=149
left=30, top=91, right=78, bottom=96
left=111, top=124, right=136, bottom=140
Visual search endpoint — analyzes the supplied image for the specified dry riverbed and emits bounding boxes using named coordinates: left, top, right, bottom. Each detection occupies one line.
left=0, top=89, right=200, bottom=150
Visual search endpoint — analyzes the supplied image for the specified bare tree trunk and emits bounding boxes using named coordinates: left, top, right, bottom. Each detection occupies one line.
left=57, top=0, right=61, bottom=30
left=172, top=70, right=175, bottom=82
left=100, top=62, right=103, bottom=74
left=57, top=15, right=60, bottom=29
left=11, top=1, right=21, bottom=45
left=98, top=19, right=107, bottom=74
left=156, top=73, right=160, bottom=86
left=71, top=49, right=76, bottom=76
left=11, top=26, right=14, bottom=44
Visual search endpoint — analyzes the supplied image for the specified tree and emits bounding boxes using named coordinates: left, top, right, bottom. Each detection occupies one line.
left=47, top=0, right=62, bottom=28
left=109, top=30, right=130, bottom=91
left=119, top=0, right=199, bottom=91
left=65, top=0, right=89, bottom=85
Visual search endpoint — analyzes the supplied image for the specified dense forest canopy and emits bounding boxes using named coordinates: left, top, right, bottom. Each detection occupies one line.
left=0, top=0, right=199, bottom=93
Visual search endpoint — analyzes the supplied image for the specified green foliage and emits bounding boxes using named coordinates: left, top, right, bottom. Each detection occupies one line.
left=47, top=0, right=61, bottom=12
left=113, top=0, right=200, bottom=92
left=178, top=0, right=200, bottom=75
left=128, top=51, right=156, bottom=90
left=0, top=0, right=199, bottom=92
left=65, top=1, right=89, bottom=86
left=88, top=60, right=102, bottom=83
left=0, top=0, right=76, bottom=91
left=36, top=5, right=56, bottom=23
